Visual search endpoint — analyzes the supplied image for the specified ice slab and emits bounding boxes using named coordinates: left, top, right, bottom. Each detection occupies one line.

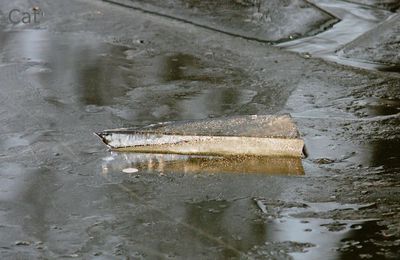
left=96, top=114, right=304, bottom=157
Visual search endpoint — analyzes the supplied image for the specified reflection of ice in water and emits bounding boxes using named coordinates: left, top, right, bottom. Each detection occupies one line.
left=101, top=152, right=304, bottom=175
left=178, top=88, right=257, bottom=120
left=1, top=30, right=130, bottom=106
left=8, top=30, right=49, bottom=62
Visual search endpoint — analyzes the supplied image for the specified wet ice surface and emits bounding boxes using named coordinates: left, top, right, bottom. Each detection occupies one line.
left=104, top=0, right=337, bottom=42
left=278, top=0, right=399, bottom=72
left=0, top=29, right=306, bottom=259
left=345, top=0, right=400, bottom=11
left=338, top=13, right=400, bottom=67
left=0, top=29, right=264, bottom=121
left=0, top=4, right=399, bottom=260
left=252, top=199, right=398, bottom=260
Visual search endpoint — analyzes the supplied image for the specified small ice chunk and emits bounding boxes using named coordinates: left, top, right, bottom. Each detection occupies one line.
left=122, top=167, right=139, bottom=173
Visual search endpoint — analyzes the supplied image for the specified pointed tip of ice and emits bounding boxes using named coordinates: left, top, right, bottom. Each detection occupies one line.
left=94, top=131, right=111, bottom=146
left=94, top=131, right=104, bottom=139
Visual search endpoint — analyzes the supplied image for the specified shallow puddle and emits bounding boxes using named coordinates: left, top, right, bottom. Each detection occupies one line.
left=353, top=97, right=400, bottom=117
left=369, top=139, right=400, bottom=171
left=0, top=29, right=252, bottom=116
left=304, top=133, right=400, bottom=173
left=1, top=29, right=132, bottom=106
left=253, top=199, right=399, bottom=260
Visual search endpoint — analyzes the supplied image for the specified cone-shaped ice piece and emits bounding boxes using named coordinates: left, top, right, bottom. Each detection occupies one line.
left=96, top=114, right=304, bottom=157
